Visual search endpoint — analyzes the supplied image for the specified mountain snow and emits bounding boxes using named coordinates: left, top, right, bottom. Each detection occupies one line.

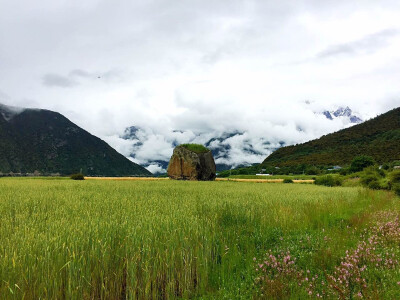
left=120, top=106, right=364, bottom=173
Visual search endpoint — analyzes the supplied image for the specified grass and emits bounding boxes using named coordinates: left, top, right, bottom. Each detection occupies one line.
left=179, top=144, right=210, bottom=153
left=0, top=178, right=399, bottom=299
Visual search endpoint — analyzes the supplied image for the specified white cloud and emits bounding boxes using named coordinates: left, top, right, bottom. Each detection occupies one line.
left=146, top=164, right=167, bottom=174
left=114, top=101, right=363, bottom=169
left=0, top=0, right=399, bottom=170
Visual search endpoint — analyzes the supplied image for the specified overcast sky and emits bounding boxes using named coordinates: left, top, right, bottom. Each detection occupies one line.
left=1, top=0, right=400, bottom=172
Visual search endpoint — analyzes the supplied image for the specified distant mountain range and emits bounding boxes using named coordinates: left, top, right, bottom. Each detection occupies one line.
left=122, top=106, right=364, bottom=173
left=121, top=127, right=282, bottom=172
left=203, top=131, right=283, bottom=171
left=0, top=103, right=151, bottom=176
left=0, top=101, right=371, bottom=176
left=321, top=106, right=362, bottom=123
left=262, top=107, right=400, bottom=167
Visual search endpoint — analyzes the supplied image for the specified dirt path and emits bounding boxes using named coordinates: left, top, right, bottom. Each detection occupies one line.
left=216, top=178, right=314, bottom=183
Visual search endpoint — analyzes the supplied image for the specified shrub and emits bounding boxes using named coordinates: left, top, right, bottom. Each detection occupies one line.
left=387, top=170, right=400, bottom=193
left=70, top=173, right=85, bottom=180
left=314, top=175, right=342, bottom=187
left=350, top=155, right=375, bottom=173
left=368, top=180, right=381, bottom=190
left=364, top=165, right=386, bottom=176
left=389, top=170, right=400, bottom=184
left=179, top=144, right=210, bottom=153
left=305, top=166, right=320, bottom=175
left=359, top=167, right=389, bottom=190
left=379, top=178, right=391, bottom=190
left=360, top=174, right=380, bottom=187
left=283, top=178, right=293, bottom=183
left=393, top=184, right=400, bottom=196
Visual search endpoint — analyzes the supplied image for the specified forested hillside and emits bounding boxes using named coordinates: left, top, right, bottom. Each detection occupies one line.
left=0, top=104, right=152, bottom=176
left=262, top=107, right=400, bottom=167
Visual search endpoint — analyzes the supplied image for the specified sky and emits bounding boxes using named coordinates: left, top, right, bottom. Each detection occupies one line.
left=1, top=0, right=400, bottom=172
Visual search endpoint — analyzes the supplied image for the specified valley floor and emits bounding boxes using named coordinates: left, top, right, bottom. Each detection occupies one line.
left=0, top=178, right=399, bottom=299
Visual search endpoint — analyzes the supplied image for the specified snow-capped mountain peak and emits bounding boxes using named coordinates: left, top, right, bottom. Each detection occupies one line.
left=322, top=106, right=362, bottom=123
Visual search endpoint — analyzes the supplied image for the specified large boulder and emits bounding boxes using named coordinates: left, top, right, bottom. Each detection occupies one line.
left=167, top=144, right=216, bottom=180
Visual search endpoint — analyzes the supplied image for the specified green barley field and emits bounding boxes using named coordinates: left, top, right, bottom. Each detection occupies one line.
left=1, top=178, right=400, bottom=299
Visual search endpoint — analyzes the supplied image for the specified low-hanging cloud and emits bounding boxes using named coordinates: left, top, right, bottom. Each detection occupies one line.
left=1, top=0, right=400, bottom=174
left=106, top=99, right=367, bottom=172
left=42, top=74, right=76, bottom=88
left=317, top=28, right=400, bottom=58
left=42, top=69, right=124, bottom=88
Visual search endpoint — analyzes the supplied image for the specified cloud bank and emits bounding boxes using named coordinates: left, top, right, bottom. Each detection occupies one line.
left=106, top=102, right=365, bottom=173
left=0, top=0, right=399, bottom=172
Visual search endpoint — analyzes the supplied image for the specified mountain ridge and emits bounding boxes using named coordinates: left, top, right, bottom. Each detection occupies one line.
left=261, top=107, right=400, bottom=167
left=121, top=104, right=362, bottom=173
left=0, top=103, right=151, bottom=176
left=321, top=106, right=362, bottom=123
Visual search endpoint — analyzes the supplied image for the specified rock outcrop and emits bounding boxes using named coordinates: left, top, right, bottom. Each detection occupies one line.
left=167, top=145, right=216, bottom=180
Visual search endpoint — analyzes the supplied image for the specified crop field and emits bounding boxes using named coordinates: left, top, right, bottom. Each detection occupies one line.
left=1, top=178, right=400, bottom=299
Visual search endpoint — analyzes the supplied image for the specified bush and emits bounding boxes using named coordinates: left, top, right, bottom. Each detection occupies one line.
left=359, top=167, right=390, bottom=190
left=367, top=180, right=381, bottom=190
left=393, top=183, right=400, bottom=196
left=305, top=166, right=320, bottom=175
left=179, top=144, right=210, bottom=153
left=350, top=155, right=375, bottom=173
left=387, top=170, right=400, bottom=192
left=379, top=178, right=391, bottom=190
left=389, top=170, right=400, bottom=184
left=314, top=175, right=342, bottom=187
left=360, top=166, right=383, bottom=176
left=70, top=173, right=85, bottom=180
left=283, top=178, right=293, bottom=183
left=360, top=174, right=380, bottom=187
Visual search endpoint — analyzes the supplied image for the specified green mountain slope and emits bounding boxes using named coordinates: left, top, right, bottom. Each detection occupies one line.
left=261, top=107, right=400, bottom=167
left=0, top=104, right=152, bottom=176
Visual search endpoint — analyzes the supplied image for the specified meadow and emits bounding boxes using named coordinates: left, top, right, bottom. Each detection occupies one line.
left=0, top=178, right=399, bottom=299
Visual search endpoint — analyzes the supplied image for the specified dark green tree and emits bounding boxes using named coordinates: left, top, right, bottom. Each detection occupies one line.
left=350, top=155, right=375, bottom=173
